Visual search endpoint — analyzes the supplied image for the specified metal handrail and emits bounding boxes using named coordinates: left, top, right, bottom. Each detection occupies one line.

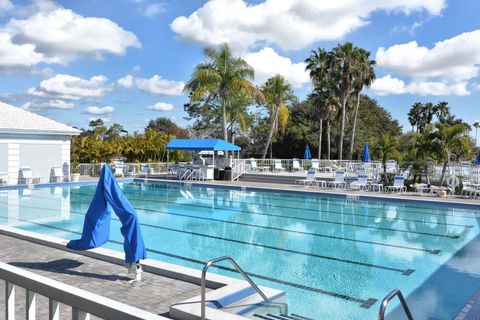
left=201, top=256, right=270, bottom=320
left=378, top=289, right=414, bottom=320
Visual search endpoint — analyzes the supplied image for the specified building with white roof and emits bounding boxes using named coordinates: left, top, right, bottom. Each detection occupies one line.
left=0, top=102, right=81, bottom=185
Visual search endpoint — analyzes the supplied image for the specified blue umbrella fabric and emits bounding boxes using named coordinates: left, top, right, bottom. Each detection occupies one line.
left=67, top=165, right=147, bottom=263
left=304, top=144, right=312, bottom=160
left=361, top=143, right=370, bottom=162
left=474, top=152, right=480, bottom=165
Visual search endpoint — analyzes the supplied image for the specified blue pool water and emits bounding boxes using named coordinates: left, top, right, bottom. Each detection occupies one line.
left=1, top=181, right=480, bottom=319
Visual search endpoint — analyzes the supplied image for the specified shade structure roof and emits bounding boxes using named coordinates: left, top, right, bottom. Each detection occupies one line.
left=167, top=139, right=241, bottom=151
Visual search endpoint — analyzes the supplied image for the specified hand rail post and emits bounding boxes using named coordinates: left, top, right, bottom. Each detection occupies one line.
left=200, top=256, right=271, bottom=320
left=378, top=289, right=414, bottom=320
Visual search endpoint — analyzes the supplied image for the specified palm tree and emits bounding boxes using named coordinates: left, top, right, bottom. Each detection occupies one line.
left=373, top=134, right=398, bottom=180
left=435, top=101, right=450, bottom=123
left=348, top=48, right=376, bottom=160
left=430, top=122, right=470, bottom=184
left=408, top=102, right=423, bottom=132
left=330, top=42, right=357, bottom=160
left=184, top=44, right=257, bottom=142
left=261, top=75, right=295, bottom=159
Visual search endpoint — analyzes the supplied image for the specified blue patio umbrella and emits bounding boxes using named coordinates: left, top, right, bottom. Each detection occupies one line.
left=67, top=165, right=146, bottom=263
left=361, top=143, right=370, bottom=162
left=304, top=144, right=312, bottom=160
left=474, top=152, right=480, bottom=165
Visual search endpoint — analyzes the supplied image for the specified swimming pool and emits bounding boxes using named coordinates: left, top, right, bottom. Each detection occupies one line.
left=1, top=181, right=480, bottom=319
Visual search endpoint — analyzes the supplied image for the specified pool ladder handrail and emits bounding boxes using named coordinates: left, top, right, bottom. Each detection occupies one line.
left=201, top=256, right=270, bottom=320
left=378, top=289, right=414, bottom=320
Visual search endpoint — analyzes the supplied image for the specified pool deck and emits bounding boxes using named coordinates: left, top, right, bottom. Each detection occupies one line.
left=0, top=232, right=203, bottom=319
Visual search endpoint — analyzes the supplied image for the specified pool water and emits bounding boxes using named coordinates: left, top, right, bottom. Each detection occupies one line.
left=1, top=181, right=480, bottom=319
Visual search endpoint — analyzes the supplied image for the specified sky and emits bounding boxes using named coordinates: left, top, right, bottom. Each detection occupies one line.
left=1, top=0, right=480, bottom=134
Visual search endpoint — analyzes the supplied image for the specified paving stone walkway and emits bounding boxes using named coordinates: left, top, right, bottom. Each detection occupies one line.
left=0, top=233, right=202, bottom=319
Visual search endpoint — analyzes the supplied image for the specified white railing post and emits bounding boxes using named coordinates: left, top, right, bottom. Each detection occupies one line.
left=49, top=299, right=59, bottom=320
left=26, top=290, right=36, bottom=320
left=5, top=281, right=15, bottom=320
left=72, top=308, right=91, bottom=320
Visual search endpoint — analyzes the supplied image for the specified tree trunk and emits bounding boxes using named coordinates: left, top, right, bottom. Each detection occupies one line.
left=222, top=96, right=228, bottom=142
left=348, top=91, right=360, bottom=160
left=327, top=121, right=331, bottom=160
left=339, top=93, right=347, bottom=160
left=262, top=105, right=279, bottom=159
left=318, top=119, right=323, bottom=159
left=440, top=151, right=450, bottom=185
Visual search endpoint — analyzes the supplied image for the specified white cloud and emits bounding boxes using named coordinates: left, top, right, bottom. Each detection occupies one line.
left=243, top=47, right=309, bottom=88
left=146, top=102, right=174, bottom=111
left=371, top=75, right=470, bottom=96
left=171, top=0, right=445, bottom=51
left=144, top=3, right=165, bottom=17
left=0, top=0, right=13, bottom=13
left=22, top=99, right=74, bottom=111
left=376, top=30, right=480, bottom=81
left=82, top=105, right=115, bottom=115
left=0, top=3, right=140, bottom=71
left=117, top=74, right=184, bottom=96
left=28, top=74, right=113, bottom=100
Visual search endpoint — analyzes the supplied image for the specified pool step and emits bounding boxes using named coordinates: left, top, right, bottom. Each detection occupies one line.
left=253, top=313, right=315, bottom=320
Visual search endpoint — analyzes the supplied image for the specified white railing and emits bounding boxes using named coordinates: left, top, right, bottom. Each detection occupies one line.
left=0, top=261, right=166, bottom=320
left=78, top=163, right=168, bottom=177
left=231, top=159, right=247, bottom=181
left=246, top=159, right=383, bottom=174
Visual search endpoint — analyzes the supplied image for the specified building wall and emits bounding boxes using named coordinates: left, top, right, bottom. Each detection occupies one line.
left=0, top=134, right=72, bottom=185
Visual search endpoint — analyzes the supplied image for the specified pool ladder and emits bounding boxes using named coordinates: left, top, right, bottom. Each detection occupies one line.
left=200, top=256, right=287, bottom=320
left=378, top=289, right=414, bottom=320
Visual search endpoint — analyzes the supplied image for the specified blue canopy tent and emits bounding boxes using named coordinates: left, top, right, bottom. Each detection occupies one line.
left=304, top=144, right=312, bottom=160
left=361, top=143, right=370, bottom=162
left=166, top=139, right=241, bottom=174
left=67, top=165, right=146, bottom=265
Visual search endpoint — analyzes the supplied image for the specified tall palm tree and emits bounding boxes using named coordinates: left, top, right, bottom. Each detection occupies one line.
left=330, top=42, right=357, bottom=160
left=430, top=122, right=470, bottom=184
left=435, top=101, right=450, bottom=123
left=408, top=102, right=423, bottom=132
left=348, top=48, right=376, bottom=160
left=184, top=44, right=257, bottom=142
left=261, top=75, right=295, bottom=159
left=373, top=134, right=398, bottom=180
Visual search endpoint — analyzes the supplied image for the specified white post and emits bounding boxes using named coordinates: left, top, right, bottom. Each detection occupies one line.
left=49, top=299, right=59, bottom=320
left=26, top=290, right=36, bottom=320
left=5, top=281, right=15, bottom=320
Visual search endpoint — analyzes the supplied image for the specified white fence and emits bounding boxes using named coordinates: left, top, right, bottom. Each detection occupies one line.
left=0, top=261, right=166, bottom=320
left=78, top=163, right=168, bottom=177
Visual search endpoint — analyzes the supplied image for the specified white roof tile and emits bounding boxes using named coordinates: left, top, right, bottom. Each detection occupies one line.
left=0, top=102, right=80, bottom=135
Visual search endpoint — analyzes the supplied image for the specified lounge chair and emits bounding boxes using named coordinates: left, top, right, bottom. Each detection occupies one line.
left=386, top=160, right=397, bottom=174
left=292, top=158, right=304, bottom=171
left=274, top=159, right=285, bottom=172
left=140, top=163, right=150, bottom=177
left=349, top=174, right=368, bottom=190
left=249, top=158, right=269, bottom=172
left=461, top=181, right=478, bottom=198
left=114, top=163, right=125, bottom=177
left=18, top=167, right=34, bottom=184
left=327, top=171, right=346, bottom=189
left=311, top=159, right=319, bottom=171
left=0, top=171, right=7, bottom=186
left=386, top=176, right=407, bottom=193
left=295, top=168, right=322, bottom=186
left=50, top=166, right=64, bottom=183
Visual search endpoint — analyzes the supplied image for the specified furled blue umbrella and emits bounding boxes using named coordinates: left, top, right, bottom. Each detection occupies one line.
left=67, top=165, right=146, bottom=263
left=361, top=143, right=370, bottom=162
left=304, top=144, right=312, bottom=160
left=474, top=152, right=480, bottom=165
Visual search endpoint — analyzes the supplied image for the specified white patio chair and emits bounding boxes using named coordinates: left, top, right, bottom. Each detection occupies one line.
left=295, top=168, right=319, bottom=186
left=311, top=159, right=319, bottom=171
left=327, top=171, right=346, bottom=189
left=114, top=163, right=125, bottom=177
left=140, top=163, right=151, bottom=177
left=386, top=160, right=397, bottom=174
left=274, top=159, right=285, bottom=172
left=292, top=158, right=304, bottom=171
left=386, top=176, right=407, bottom=193
left=349, top=175, right=368, bottom=190
left=0, top=171, right=7, bottom=186
left=249, top=158, right=269, bottom=172
left=18, top=167, right=34, bottom=184
left=50, top=166, right=64, bottom=183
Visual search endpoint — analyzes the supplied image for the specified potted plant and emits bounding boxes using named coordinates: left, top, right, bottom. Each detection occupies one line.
left=71, top=166, right=80, bottom=182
